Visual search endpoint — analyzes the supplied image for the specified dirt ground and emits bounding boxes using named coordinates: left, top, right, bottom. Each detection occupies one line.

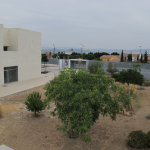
left=0, top=84, right=150, bottom=150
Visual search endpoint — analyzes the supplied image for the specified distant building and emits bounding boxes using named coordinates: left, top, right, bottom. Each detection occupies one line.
left=45, top=52, right=53, bottom=58
left=118, top=53, right=140, bottom=61
left=100, top=55, right=117, bottom=61
left=0, top=24, right=41, bottom=85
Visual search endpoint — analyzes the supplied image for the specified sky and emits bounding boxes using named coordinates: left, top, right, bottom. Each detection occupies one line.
left=1, top=0, right=150, bottom=50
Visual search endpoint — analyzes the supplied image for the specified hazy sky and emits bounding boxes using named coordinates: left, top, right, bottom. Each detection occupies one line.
left=1, top=0, right=150, bottom=50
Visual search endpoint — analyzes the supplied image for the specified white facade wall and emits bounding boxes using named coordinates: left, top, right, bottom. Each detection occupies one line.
left=0, top=24, right=41, bottom=85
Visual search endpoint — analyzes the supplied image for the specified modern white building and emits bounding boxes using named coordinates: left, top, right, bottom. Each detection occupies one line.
left=0, top=24, right=41, bottom=85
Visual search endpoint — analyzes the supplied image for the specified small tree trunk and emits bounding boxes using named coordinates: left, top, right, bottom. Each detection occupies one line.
left=34, top=111, right=36, bottom=117
left=44, top=62, right=46, bottom=72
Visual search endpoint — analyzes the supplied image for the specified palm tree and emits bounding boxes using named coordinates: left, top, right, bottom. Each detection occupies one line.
left=71, top=49, right=73, bottom=53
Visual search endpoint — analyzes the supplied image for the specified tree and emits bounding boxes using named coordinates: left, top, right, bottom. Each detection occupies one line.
left=106, top=62, right=119, bottom=75
left=112, top=69, right=144, bottom=86
left=88, top=60, right=101, bottom=74
left=83, top=54, right=95, bottom=60
left=128, top=54, right=132, bottom=62
left=25, top=92, right=47, bottom=117
left=70, top=49, right=73, bottom=53
left=120, top=50, right=123, bottom=62
left=45, top=68, right=128, bottom=143
left=41, top=54, right=49, bottom=72
left=49, top=52, right=51, bottom=55
left=111, top=52, right=119, bottom=55
left=144, top=51, right=148, bottom=63
left=140, top=54, right=143, bottom=63
left=137, top=55, right=139, bottom=62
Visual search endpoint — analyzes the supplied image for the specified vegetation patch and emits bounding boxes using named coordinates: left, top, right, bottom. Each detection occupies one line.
left=127, top=130, right=150, bottom=149
left=45, top=68, right=131, bottom=143
left=88, top=60, right=101, bottom=74
left=41, top=71, right=51, bottom=74
left=112, top=69, right=144, bottom=86
left=106, top=62, right=119, bottom=75
left=145, top=114, right=150, bottom=120
left=25, top=92, right=47, bottom=117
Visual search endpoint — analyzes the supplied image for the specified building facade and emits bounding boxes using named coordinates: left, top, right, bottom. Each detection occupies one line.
left=100, top=55, right=118, bottom=61
left=0, top=24, right=41, bottom=85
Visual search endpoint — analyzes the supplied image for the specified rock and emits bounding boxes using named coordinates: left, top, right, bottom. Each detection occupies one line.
left=126, top=112, right=130, bottom=116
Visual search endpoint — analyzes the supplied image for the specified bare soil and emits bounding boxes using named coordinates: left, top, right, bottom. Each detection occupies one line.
left=0, top=84, right=150, bottom=150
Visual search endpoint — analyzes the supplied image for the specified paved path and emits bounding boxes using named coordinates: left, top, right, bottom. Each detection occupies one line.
left=0, top=74, right=56, bottom=98
left=0, top=145, right=14, bottom=150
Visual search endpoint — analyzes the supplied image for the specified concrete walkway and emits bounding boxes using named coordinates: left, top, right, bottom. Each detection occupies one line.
left=0, top=145, right=14, bottom=150
left=0, top=73, right=57, bottom=98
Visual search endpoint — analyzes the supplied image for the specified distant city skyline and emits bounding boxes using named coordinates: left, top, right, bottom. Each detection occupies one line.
left=1, top=0, right=150, bottom=50
left=41, top=47, right=150, bottom=55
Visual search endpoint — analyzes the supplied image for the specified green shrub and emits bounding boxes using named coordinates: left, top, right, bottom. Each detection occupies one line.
left=147, top=131, right=150, bottom=148
left=132, top=64, right=141, bottom=72
left=112, top=69, right=144, bottom=86
left=25, top=92, right=47, bottom=117
left=88, top=60, right=101, bottom=74
left=112, top=73, right=120, bottom=81
left=45, top=68, right=124, bottom=143
left=127, top=130, right=149, bottom=149
left=106, top=62, right=119, bottom=75
left=41, top=71, right=49, bottom=74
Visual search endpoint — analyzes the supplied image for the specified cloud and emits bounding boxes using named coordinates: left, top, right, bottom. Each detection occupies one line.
left=1, top=0, right=150, bottom=49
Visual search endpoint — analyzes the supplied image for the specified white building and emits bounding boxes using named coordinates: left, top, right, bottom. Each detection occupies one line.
left=0, top=24, right=41, bottom=85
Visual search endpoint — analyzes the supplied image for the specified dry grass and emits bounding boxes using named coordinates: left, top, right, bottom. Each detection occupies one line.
left=122, top=83, right=141, bottom=112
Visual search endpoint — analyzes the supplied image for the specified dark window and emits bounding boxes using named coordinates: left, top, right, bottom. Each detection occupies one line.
left=3, top=46, right=8, bottom=51
left=4, top=66, right=18, bottom=84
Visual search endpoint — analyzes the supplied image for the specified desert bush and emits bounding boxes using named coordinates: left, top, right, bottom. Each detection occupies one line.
left=122, top=83, right=141, bottom=110
left=88, top=60, right=101, bottom=74
left=106, top=62, right=119, bottom=75
left=25, top=92, right=47, bottom=117
left=112, top=69, right=144, bottom=86
left=45, top=68, right=126, bottom=143
left=127, top=130, right=150, bottom=149
left=146, top=114, right=150, bottom=119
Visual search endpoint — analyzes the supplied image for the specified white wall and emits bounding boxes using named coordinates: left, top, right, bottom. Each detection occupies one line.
left=0, top=24, right=3, bottom=52
left=0, top=25, right=4, bottom=84
left=3, top=28, right=9, bottom=46
left=0, top=25, right=41, bottom=85
left=9, top=29, right=18, bottom=51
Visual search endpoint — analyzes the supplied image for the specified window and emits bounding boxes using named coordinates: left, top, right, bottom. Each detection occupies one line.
left=4, top=66, right=18, bottom=84
left=3, top=46, right=8, bottom=51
